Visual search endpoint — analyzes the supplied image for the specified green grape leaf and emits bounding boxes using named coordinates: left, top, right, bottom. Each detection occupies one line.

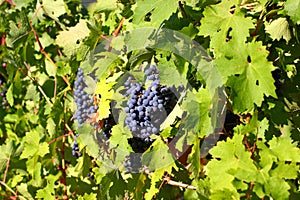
left=270, top=162, right=298, bottom=179
left=68, top=153, right=92, bottom=177
left=144, top=152, right=177, bottom=200
left=46, top=118, right=56, bottom=138
left=227, top=42, right=277, bottom=112
left=17, top=183, right=34, bottom=199
left=157, top=59, right=187, bottom=87
left=36, top=174, right=60, bottom=200
left=132, top=0, right=178, bottom=27
left=91, top=52, right=121, bottom=80
left=285, top=0, right=300, bottom=24
left=6, top=81, right=14, bottom=106
left=234, top=113, right=269, bottom=141
left=199, top=0, right=254, bottom=82
left=182, top=88, right=212, bottom=137
left=187, top=135, right=201, bottom=179
left=109, top=124, right=132, bottom=164
left=56, top=20, right=90, bottom=58
left=35, top=32, right=54, bottom=49
left=11, top=174, right=24, bottom=188
left=199, top=0, right=253, bottom=48
left=142, top=137, right=176, bottom=171
left=206, top=134, right=258, bottom=195
left=88, top=0, right=119, bottom=13
left=253, top=137, right=299, bottom=199
left=20, top=130, right=49, bottom=159
left=0, top=142, right=14, bottom=171
left=77, top=124, right=101, bottom=158
left=26, top=159, right=42, bottom=187
left=265, top=177, right=290, bottom=199
left=24, top=84, right=39, bottom=101
left=265, top=18, right=291, bottom=43
left=45, top=59, right=57, bottom=77
left=268, top=135, right=300, bottom=162
left=7, top=11, right=31, bottom=48
left=78, top=193, right=97, bottom=200
left=13, top=0, right=33, bottom=9
left=160, top=103, right=183, bottom=130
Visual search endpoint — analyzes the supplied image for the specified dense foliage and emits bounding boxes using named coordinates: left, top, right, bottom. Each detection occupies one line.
left=0, top=0, right=299, bottom=199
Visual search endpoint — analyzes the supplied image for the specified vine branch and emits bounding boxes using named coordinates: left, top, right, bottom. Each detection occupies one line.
left=3, top=153, right=11, bottom=183
left=162, top=176, right=197, bottom=190
left=28, top=21, right=72, bottom=90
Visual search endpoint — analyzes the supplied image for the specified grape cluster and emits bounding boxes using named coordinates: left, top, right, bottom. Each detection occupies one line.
left=123, top=65, right=179, bottom=142
left=124, top=153, right=142, bottom=173
left=71, top=134, right=82, bottom=157
left=73, top=68, right=99, bottom=157
left=122, top=64, right=184, bottom=173
left=0, top=76, right=7, bottom=109
left=73, top=68, right=98, bottom=127
left=123, top=137, right=152, bottom=173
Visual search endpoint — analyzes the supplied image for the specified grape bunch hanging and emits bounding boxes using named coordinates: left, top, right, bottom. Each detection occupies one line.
left=72, top=68, right=115, bottom=157
left=122, top=64, right=183, bottom=172
left=73, top=68, right=98, bottom=127
left=123, top=65, right=179, bottom=142
left=72, top=68, right=99, bottom=157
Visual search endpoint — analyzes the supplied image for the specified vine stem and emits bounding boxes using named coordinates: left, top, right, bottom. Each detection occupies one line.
left=22, top=62, right=53, bottom=105
left=48, top=133, right=71, bottom=145
left=107, top=17, right=125, bottom=52
left=162, top=176, right=196, bottom=190
left=147, top=170, right=197, bottom=192
left=62, top=119, right=75, bottom=139
left=28, top=20, right=72, bottom=91
left=112, top=17, right=125, bottom=37
left=22, top=63, right=75, bottom=140
left=3, top=153, right=11, bottom=183
left=1, top=0, right=15, bottom=7
left=179, top=1, right=187, bottom=18
left=0, top=181, right=26, bottom=200
left=62, top=92, right=70, bottom=199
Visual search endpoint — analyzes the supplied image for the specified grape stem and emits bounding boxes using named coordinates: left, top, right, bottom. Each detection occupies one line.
left=2, top=152, right=11, bottom=183
left=108, top=17, right=125, bottom=52
left=48, top=133, right=72, bottom=145
left=162, top=176, right=196, bottom=190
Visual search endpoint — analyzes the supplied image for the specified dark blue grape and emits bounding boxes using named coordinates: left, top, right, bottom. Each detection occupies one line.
left=122, top=64, right=183, bottom=146
left=72, top=135, right=82, bottom=158
left=0, top=76, right=7, bottom=109
left=73, top=68, right=98, bottom=127
left=73, top=68, right=108, bottom=158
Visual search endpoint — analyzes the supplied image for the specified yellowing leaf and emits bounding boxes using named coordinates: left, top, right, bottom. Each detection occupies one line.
left=94, top=79, right=116, bottom=120
left=42, top=0, right=66, bottom=19
left=265, top=18, right=291, bottom=43
left=55, top=20, right=90, bottom=57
